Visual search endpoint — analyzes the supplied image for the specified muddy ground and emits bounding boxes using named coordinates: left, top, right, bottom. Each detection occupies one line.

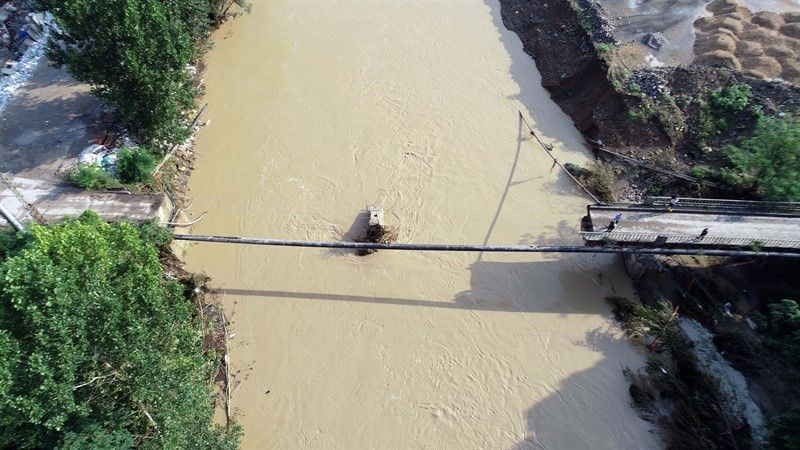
left=0, top=60, right=107, bottom=182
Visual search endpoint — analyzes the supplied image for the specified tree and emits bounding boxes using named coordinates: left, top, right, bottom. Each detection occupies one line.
left=760, top=299, right=800, bottom=365
left=720, top=116, right=800, bottom=201
left=0, top=212, right=239, bottom=448
left=35, top=0, right=210, bottom=145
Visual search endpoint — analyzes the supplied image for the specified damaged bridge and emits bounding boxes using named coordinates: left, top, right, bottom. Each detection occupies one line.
left=581, top=197, right=800, bottom=252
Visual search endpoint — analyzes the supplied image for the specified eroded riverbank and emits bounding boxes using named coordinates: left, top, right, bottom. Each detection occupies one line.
left=183, top=1, right=659, bottom=447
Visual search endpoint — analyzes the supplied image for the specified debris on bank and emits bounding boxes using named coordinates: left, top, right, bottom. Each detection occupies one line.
left=608, top=295, right=757, bottom=448
left=0, top=3, right=51, bottom=114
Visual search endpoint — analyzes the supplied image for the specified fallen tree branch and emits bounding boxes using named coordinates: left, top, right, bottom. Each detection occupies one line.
left=163, top=211, right=208, bottom=228
left=588, top=142, right=731, bottom=190
left=73, top=372, right=118, bottom=390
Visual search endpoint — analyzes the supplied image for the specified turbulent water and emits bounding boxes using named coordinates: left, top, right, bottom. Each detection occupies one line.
left=184, top=1, right=659, bottom=448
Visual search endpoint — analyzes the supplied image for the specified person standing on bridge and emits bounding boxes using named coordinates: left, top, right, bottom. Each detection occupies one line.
left=698, top=227, right=709, bottom=240
left=613, top=213, right=623, bottom=224
left=667, top=195, right=679, bottom=212
left=605, top=220, right=616, bottom=232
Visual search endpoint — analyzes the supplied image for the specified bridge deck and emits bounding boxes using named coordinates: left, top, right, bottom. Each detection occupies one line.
left=582, top=200, right=800, bottom=250
left=1, top=176, right=172, bottom=227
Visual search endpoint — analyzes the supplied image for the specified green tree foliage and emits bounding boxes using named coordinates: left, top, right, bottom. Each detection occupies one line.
left=0, top=212, right=239, bottom=448
left=35, top=0, right=210, bottom=144
left=64, top=165, right=117, bottom=190
left=757, top=299, right=800, bottom=365
left=116, top=147, right=157, bottom=184
left=697, top=84, right=753, bottom=145
left=720, top=116, right=800, bottom=201
left=768, top=406, right=800, bottom=450
left=708, top=84, right=752, bottom=113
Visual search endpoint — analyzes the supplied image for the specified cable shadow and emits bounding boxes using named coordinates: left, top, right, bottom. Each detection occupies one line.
left=479, top=114, right=528, bottom=261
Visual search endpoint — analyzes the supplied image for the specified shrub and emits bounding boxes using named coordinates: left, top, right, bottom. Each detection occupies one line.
left=608, top=296, right=743, bottom=448
left=594, top=42, right=617, bottom=59
left=565, top=161, right=615, bottom=202
left=0, top=212, right=239, bottom=448
left=138, top=219, right=174, bottom=247
left=116, top=147, right=157, bottom=184
left=627, top=101, right=655, bottom=123
left=64, top=165, right=117, bottom=190
left=708, top=84, right=752, bottom=113
left=719, top=115, right=800, bottom=201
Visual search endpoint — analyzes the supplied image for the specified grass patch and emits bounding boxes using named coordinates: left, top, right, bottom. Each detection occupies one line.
left=64, top=165, right=118, bottom=190
left=564, top=161, right=616, bottom=202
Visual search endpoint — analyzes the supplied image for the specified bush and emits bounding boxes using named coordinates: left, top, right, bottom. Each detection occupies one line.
left=594, top=42, right=617, bottom=59
left=565, top=161, right=616, bottom=202
left=116, top=147, right=157, bottom=184
left=708, top=84, right=752, bottom=113
left=608, top=296, right=744, bottom=449
left=64, top=165, right=117, bottom=190
left=720, top=115, right=800, bottom=201
left=0, top=212, right=239, bottom=448
left=138, top=220, right=173, bottom=247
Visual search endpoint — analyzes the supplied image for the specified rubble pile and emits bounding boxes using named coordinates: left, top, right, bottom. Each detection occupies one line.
left=0, top=1, right=46, bottom=74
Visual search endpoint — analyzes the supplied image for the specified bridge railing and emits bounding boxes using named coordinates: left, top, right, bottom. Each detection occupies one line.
left=639, top=197, right=800, bottom=214
left=580, top=231, right=800, bottom=249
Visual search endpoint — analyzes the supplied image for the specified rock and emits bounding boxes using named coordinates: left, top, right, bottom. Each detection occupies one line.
left=642, top=33, right=667, bottom=51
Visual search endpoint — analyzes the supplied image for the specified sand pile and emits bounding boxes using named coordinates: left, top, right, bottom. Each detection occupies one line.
left=693, top=0, right=799, bottom=84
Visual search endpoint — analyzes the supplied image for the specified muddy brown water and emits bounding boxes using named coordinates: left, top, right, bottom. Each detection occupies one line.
left=184, top=1, right=659, bottom=448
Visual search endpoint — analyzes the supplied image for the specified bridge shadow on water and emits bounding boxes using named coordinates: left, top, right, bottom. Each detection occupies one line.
left=214, top=254, right=617, bottom=317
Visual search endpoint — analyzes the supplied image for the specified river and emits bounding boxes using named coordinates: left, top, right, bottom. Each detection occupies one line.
left=183, top=1, right=659, bottom=448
